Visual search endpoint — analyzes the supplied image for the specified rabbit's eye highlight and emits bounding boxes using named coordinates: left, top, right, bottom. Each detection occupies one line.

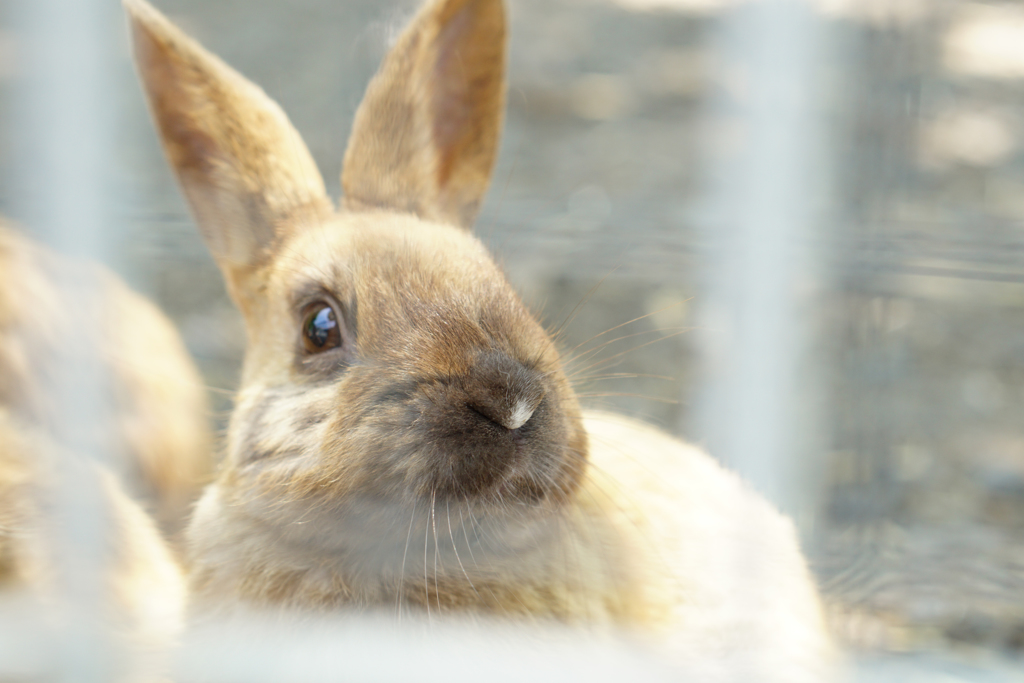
left=301, top=302, right=341, bottom=354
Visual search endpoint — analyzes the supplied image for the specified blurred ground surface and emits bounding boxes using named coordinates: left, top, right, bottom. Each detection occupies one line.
left=3, top=0, right=1024, bottom=678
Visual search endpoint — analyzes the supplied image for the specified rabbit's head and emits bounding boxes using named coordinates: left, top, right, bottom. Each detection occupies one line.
left=128, top=0, right=588, bottom=561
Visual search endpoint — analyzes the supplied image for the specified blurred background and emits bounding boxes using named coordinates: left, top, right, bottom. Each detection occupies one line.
left=4, top=0, right=1024, bottom=679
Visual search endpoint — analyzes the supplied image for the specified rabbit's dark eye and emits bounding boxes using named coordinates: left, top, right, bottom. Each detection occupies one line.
left=301, top=302, right=341, bottom=354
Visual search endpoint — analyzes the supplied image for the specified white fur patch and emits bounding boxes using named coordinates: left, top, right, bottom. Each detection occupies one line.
left=504, top=401, right=534, bottom=430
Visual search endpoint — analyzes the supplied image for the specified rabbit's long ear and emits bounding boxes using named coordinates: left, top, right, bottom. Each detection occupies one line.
left=126, top=0, right=331, bottom=296
left=341, top=0, right=506, bottom=230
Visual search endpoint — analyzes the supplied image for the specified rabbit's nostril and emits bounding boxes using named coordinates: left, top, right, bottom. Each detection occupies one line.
left=504, top=400, right=535, bottom=430
left=467, top=393, right=543, bottom=432
left=464, top=350, right=547, bottom=432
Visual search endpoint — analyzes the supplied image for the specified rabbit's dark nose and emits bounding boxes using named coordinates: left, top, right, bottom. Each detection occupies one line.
left=465, top=351, right=546, bottom=432
left=421, top=349, right=564, bottom=501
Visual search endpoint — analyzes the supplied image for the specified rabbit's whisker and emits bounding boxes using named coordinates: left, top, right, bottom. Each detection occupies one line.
left=423, top=492, right=432, bottom=620
left=545, top=266, right=619, bottom=345
left=569, top=372, right=675, bottom=383
left=397, top=496, right=417, bottom=622
left=447, top=498, right=479, bottom=598
left=562, top=301, right=691, bottom=356
left=563, top=327, right=691, bottom=371
left=566, top=330, right=690, bottom=381
left=431, top=489, right=442, bottom=613
left=574, top=392, right=679, bottom=405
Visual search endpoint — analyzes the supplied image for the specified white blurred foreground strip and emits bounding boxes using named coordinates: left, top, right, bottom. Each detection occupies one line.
left=0, top=609, right=682, bottom=683
left=5, top=606, right=1024, bottom=682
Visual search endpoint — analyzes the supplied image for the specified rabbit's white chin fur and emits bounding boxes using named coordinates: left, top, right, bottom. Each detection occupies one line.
left=188, top=481, right=585, bottom=608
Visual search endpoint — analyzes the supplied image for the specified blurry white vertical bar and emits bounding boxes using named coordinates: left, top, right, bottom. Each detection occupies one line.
left=696, top=0, right=824, bottom=526
left=12, top=0, right=119, bottom=680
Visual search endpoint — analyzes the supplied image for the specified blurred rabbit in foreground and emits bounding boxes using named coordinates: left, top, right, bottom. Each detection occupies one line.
left=0, top=408, right=185, bottom=676
left=0, top=223, right=213, bottom=534
left=128, top=0, right=837, bottom=678
left=0, top=222, right=213, bottom=675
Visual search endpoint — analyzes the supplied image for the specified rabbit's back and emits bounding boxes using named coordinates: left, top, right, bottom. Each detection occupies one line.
left=581, top=410, right=836, bottom=679
left=0, top=408, right=185, bottom=649
left=0, top=222, right=213, bottom=533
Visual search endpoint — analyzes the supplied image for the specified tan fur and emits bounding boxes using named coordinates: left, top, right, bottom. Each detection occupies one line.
left=128, top=0, right=836, bottom=677
left=0, top=223, right=213, bottom=534
left=0, top=408, right=185, bottom=671
left=125, top=0, right=333, bottom=310
left=342, top=0, right=506, bottom=228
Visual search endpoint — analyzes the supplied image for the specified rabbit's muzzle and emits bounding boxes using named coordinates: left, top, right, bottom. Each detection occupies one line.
left=405, top=349, right=578, bottom=504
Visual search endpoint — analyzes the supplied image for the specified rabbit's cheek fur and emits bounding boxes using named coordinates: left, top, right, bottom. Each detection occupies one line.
left=228, top=386, right=336, bottom=500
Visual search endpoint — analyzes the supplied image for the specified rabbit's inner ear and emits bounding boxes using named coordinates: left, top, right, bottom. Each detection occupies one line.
left=127, top=0, right=332, bottom=299
left=341, top=0, right=506, bottom=231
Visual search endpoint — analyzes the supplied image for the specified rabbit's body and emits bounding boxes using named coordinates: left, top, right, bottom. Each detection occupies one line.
left=0, top=223, right=213, bottom=533
left=0, top=222, right=208, bottom=672
left=0, top=407, right=185, bottom=660
left=128, top=0, right=835, bottom=676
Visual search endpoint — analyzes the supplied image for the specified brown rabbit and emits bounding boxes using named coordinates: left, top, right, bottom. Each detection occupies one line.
left=0, top=222, right=209, bottom=675
left=0, top=407, right=185, bottom=678
left=128, top=0, right=836, bottom=677
left=0, top=222, right=213, bottom=534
